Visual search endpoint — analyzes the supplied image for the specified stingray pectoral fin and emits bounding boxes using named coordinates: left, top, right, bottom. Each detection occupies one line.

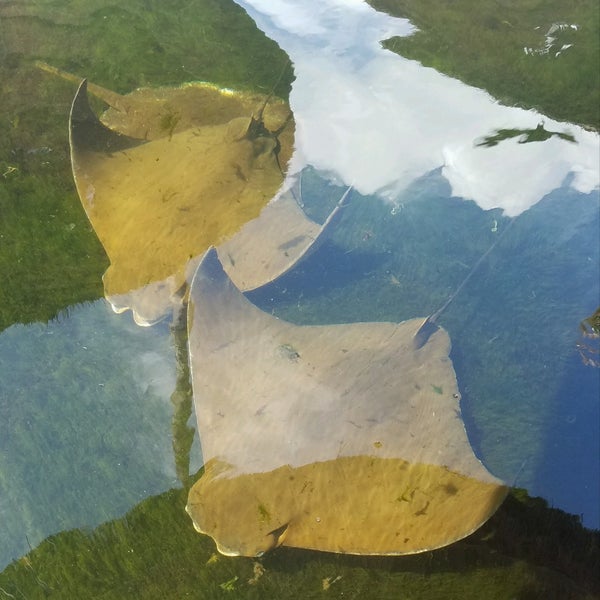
left=217, top=185, right=351, bottom=292
left=69, top=79, right=144, bottom=155
left=187, top=248, right=507, bottom=556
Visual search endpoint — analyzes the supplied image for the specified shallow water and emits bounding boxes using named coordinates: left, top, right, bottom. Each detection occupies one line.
left=0, top=0, right=598, bottom=595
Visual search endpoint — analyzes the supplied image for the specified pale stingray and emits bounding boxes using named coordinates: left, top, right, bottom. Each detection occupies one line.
left=67, top=74, right=339, bottom=325
left=186, top=248, right=508, bottom=557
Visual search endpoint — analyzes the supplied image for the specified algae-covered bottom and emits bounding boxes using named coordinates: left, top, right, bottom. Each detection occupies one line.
left=0, top=485, right=597, bottom=600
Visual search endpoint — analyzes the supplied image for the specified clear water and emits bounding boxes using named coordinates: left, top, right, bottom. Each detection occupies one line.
left=0, top=0, right=598, bottom=594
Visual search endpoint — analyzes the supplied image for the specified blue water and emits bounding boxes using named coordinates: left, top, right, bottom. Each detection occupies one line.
left=535, top=352, right=600, bottom=526
left=249, top=170, right=600, bottom=530
left=0, top=301, right=182, bottom=567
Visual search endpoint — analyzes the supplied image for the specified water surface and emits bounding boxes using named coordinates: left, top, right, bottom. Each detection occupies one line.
left=0, top=0, right=598, bottom=595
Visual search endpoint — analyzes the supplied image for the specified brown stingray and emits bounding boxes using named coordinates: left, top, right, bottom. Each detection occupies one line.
left=65, top=72, right=336, bottom=325
left=186, top=248, right=508, bottom=557
left=38, top=60, right=294, bottom=158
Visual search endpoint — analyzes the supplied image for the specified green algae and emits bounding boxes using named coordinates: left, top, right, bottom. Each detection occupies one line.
left=368, top=0, right=600, bottom=130
left=476, top=124, right=576, bottom=147
left=169, top=306, right=196, bottom=490
left=0, top=170, right=108, bottom=333
left=581, top=307, right=600, bottom=336
left=0, top=486, right=597, bottom=599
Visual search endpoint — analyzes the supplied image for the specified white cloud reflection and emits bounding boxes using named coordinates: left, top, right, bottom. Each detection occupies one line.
left=236, top=0, right=599, bottom=216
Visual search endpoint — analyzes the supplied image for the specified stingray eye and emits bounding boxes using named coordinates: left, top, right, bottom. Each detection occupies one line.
left=243, top=114, right=271, bottom=141
left=226, top=116, right=252, bottom=141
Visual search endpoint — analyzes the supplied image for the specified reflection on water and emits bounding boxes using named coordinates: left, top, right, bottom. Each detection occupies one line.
left=0, top=0, right=598, bottom=595
left=237, top=0, right=599, bottom=216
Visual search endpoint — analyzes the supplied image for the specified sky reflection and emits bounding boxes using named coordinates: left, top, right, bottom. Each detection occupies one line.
left=237, top=0, right=599, bottom=217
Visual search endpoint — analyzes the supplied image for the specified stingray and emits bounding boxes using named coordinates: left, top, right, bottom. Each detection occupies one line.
left=64, top=70, right=340, bottom=325
left=185, top=248, right=508, bottom=557
left=37, top=60, right=295, bottom=147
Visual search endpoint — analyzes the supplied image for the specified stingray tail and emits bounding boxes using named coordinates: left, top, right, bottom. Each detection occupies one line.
left=36, top=60, right=127, bottom=111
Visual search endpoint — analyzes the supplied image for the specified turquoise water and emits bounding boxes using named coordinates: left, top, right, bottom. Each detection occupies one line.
left=0, top=301, right=180, bottom=562
left=0, top=0, right=598, bottom=596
